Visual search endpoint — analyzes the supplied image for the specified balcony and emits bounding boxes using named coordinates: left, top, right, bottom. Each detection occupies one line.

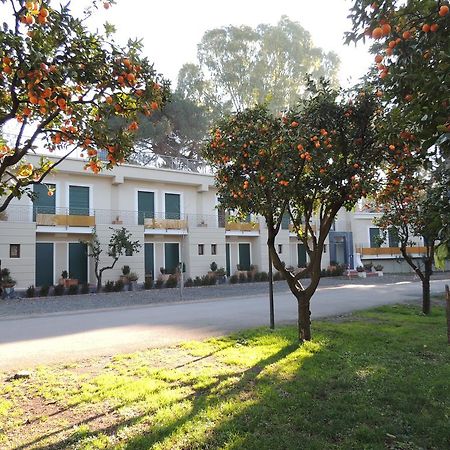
left=356, top=246, right=427, bottom=257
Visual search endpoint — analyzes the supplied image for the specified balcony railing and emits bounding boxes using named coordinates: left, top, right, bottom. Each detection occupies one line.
left=356, top=246, right=427, bottom=256
left=225, top=221, right=260, bottom=232
left=34, top=207, right=95, bottom=227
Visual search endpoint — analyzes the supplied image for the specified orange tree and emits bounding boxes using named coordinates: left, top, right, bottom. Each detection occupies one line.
left=375, top=159, right=449, bottom=314
left=346, top=0, right=450, bottom=155
left=204, top=85, right=383, bottom=341
left=0, top=0, right=169, bottom=211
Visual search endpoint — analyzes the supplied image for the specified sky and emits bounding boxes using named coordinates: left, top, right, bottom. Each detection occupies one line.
left=85, top=0, right=372, bottom=88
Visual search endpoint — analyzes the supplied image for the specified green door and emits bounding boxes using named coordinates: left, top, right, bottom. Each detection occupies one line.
left=145, top=243, right=154, bottom=277
left=238, top=243, right=251, bottom=271
left=36, top=243, right=54, bottom=286
left=297, top=243, right=307, bottom=267
left=226, top=243, right=231, bottom=276
left=33, top=183, right=56, bottom=219
left=138, top=191, right=154, bottom=225
left=165, top=193, right=180, bottom=219
left=164, top=243, right=179, bottom=274
left=69, top=186, right=89, bottom=216
left=69, top=243, right=88, bottom=283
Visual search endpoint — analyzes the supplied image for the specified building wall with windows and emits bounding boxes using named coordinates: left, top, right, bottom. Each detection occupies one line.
left=1, top=154, right=448, bottom=289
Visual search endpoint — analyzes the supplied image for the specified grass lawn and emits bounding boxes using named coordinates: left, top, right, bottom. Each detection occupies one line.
left=1, top=301, right=449, bottom=450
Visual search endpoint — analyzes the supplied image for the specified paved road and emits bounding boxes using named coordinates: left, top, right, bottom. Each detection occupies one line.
left=0, top=278, right=448, bottom=371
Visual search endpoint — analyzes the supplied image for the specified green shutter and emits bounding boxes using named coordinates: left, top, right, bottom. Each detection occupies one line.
left=388, top=227, right=399, bottom=247
left=138, top=191, right=154, bottom=225
left=69, top=243, right=88, bottom=283
left=369, top=228, right=381, bottom=248
left=165, top=193, right=180, bottom=219
left=281, top=213, right=290, bottom=230
left=33, top=184, right=56, bottom=219
left=69, top=186, right=89, bottom=216
left=297, top=243, right=307, bottom=267
left=238, top=243, right=251, bottom=271
left=164, top=243, right=179, bottom=273
left=145, top=243, right=154, bottom=277
left=36, top=243, right=54, bottom=286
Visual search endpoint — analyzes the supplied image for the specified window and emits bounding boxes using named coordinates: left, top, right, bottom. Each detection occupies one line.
left=388, top=227, right=399, bottom=247
left=211, top=244, right=217, bottom=255
left=198, top=244, right=204, bottom=255
left=165, top=193, right=181, bottom=220
left=281, top=213, right=290, bottom=230
left=33, top=183, right=56, bottom=220
left=10, top=244, right=20, bottom=258
left=138, top=191, right=155, bottom=225
left=69, top=185, right=90, bottom=216
left=277, top=244, right=283, bottom=254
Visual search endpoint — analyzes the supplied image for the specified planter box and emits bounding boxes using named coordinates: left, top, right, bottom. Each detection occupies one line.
left=60, top=278, right=78, bottom=287
left=376, top=271, right=384, bottom=277
left=357, top=272, right=367, bottom=278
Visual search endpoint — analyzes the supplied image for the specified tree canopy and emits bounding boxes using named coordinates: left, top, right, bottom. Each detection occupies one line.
left=178, top=16, right=340, bottom=115
left=0, top=0, right=169, bottom=211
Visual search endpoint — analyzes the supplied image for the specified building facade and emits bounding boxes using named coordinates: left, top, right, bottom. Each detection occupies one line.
left=0, top=154, right=446, bottom=289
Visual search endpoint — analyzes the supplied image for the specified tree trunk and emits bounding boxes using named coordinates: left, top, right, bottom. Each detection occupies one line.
left=297, top=295, right=312, bottom=341
left=422, top=258, right=432, bottom=315
left=96, top=273, right=102, bottom=293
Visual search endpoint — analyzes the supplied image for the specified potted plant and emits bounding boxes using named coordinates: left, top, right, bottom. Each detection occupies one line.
left=208, top=261, right=218, bottom=280
left=363, top=262, right=374, bottom=272
left=127, top=272, right=139, bottom=291
left=59, top=270, right=78, bottom=287
left=1, top=268, right=16, bottom=299
left=356, top=266, right=366, bottom=278
left=216, top=267, right=226, bottom=284
left=120, top=265, right=130, bottom=284
left=374, top=264, right=384, bottom=276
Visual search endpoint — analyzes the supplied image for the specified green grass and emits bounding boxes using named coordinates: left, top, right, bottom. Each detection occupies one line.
left=1, top=302, right=449, bottom=449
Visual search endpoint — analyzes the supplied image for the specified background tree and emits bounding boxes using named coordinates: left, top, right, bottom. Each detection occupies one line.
left=0, top=0, right=169, bottom=211
left=204, top=85, right=383, bottom=341
left=178, top=16, right=340, bottom=115
left=84, top=227, right=141, bottom=292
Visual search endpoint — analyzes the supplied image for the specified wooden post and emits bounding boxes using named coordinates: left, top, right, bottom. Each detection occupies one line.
left=446, top=285, right=450, bottom=345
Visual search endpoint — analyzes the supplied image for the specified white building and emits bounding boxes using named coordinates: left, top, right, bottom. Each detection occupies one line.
left=0, top=154, right=444, bottom=289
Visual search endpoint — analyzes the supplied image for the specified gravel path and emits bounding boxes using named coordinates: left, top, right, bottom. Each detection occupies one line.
left=1, top=273, right=448, bottom=319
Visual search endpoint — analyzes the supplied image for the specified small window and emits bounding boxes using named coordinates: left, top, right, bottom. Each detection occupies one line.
left=211, top=244, right=217, bottom=255
left=198, top=244, right=204, bottom=255
left=277, top=244, right=283, bottom=254
left=10, top=244, right=20, bottom=258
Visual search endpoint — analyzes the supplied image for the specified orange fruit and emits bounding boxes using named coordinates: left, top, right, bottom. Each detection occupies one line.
left=375, top=54, right=383, bottom=63
left=381, top=23, right=391, bottom=35
left=372, top=27, right=383, bottom=39
left=388, top=40, right=396, bottom=48
left=430, top=23, right=439, bottom=32
left=439, top=5, right=449, bottom=16
left=386, top=47, right=393, bottom=56
left=422, top=23, right=430, bottom=32
left=404, top=94, right=413, bottom=102
left=402, top=31, right=411, bottom=40
left=39, top=8, right=49, bottom=18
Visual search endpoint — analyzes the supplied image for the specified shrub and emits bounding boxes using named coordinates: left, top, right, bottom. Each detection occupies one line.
left=259, top=271, right=269, bottom=282
left=374, top=264, right=384, bottom=271
left=210, top=261, right=218, bottom=272
left=363, top=262, right=373, bottom=272
left=165, top=275, right=178, bottom=288
left=128, top=272, right=139, bottom=282
left=103, top=281, right=114, bottom=292
left=26, top=285, right=36, bottom=298
left=80, top=283, right=90, bottom=294
left=273, top=271, right=285, bottom=281
left=144, top=278, right=153, bottom=290
left=54, top=284, right=65, bottom=296
left=330, top=264, right=345, bottom=276
left=122, top=265, right=130, bottom=276
left=68, top=284, right=79, bottom=295
left=253, top=272, right=262, bottom=282
left=39, top=285, right=50, bottom=297
left=155, top=278, right=164, bottom=289
left=184, top=277, right=193, bottom=288
left=61, top=270, right=68, bottom=279
left=193, top=276, right=202, bottom=287
left=247, top=271, right=255, bottom=282
left=229, top=274, right=238, bottom=284
left=238, top=272, right=247, bottom=283
left=356, top=266, right=365, bottom=273
left=114, top=280, right=124, bottom=292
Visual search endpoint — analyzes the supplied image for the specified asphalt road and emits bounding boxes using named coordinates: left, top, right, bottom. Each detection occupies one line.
left=1, top=278, right=448, bottom=371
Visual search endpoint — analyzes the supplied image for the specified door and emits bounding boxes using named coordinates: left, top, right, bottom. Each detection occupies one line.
left=35, top=243, right=54, bottom=286
left=238, top=243, right=251, bottom=271
left=226, top=243, right=231, bottom=276
left=164, top=243, right=179, bottom=274
left=33, top=183, right=56, bottom=220
left=138, top=191, right=154, bottom=225
left=69, top=186, right=89, bottom=216
left=165, top=193, right=180, bottom=220
left=145, top=243, right=155, bottom=277
left=297, top=243, right=307, bottom=267
left=69, top=243, right=88, bottom=283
